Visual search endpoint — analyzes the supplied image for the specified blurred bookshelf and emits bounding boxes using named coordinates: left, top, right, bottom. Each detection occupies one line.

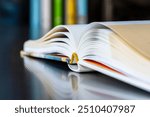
left=0, top=0, right=29, bottom=25
left=29, top=0, right=150, bottom=39
left=0, top=0, right=150, bottom=39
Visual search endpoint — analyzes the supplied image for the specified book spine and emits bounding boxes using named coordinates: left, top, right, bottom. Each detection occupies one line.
left=21, top=51, right=69, bottom=63
left=53, top=0, right=63, bottom=27
left=102, top=0, right=113, bottom=21
left=77, top=0, right=88, bottom=24
left=30, top=0, right=41, bottom=39
left=88, top=0, right=102, bottom=23
left=65, top=0, right=77, bottom=24
left=41, top=0, right=52, bottom=35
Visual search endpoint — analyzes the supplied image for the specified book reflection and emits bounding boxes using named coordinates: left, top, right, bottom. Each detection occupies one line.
left=23, top=57, right=150, bottom=100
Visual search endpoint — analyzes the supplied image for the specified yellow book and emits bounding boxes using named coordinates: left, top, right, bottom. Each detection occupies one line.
left=65, top=0, right=77, bottom=24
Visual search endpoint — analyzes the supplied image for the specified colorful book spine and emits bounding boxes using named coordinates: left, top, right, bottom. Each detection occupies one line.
left=20, top=51, right=69, bottom=63
left=53, top=0, right=63, bottom=27
left=30, top=0, right=41, bottom=39
left=41, top=0, right=52, bottom=35
left=65, top=0, right=77, bottom=24
left=77, top=0, right=88, bottom=24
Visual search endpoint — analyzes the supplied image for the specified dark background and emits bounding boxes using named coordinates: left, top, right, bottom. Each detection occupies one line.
left=0, top=0, right=150, bottom=99
left=1, top=0, right=150, bottom=26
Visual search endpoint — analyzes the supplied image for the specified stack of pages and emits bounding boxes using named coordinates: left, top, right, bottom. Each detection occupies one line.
left=21, top=21, right=150, bottom=92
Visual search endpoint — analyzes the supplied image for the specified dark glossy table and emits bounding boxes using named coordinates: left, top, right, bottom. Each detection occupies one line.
left=0, top=25, right=149, bottom=100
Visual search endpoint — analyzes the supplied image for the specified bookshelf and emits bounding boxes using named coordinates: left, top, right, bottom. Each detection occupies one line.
left=29, top=0, right=150, bottom=39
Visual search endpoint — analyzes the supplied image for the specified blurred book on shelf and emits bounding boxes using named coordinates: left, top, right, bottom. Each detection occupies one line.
left=101, top=0, right=113, bottom=21
left=30, top=0, right=41, bottom=39
left=41, top=0, right=52, bottom=35
left=88, top=0, right=102, bottom=23
left=77, top=0, right=88, bottom=24
left=65, top=0, right=77, bottom=24
left=52, top=0, right=64, bottom=27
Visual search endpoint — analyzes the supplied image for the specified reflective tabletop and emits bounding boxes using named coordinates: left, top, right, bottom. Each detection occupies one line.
left=0, top=25, right=150, bottom=100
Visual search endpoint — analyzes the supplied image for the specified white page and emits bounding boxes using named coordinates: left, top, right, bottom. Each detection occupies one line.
left=78, top=60, right=150, bottom=92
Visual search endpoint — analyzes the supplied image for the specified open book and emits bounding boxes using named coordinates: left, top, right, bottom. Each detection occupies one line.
left=21, top=21, right=150, bottom=92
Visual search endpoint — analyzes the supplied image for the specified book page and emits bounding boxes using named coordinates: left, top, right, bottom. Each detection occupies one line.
left=95, top=21, right=150, bottom=60
left=109, top=24, right=150, bottom=60
left=37, top=24, right=87, bottom=50
left=79, top=60, right=150, bottom=92
left=23, top=24, right=87, bottom=61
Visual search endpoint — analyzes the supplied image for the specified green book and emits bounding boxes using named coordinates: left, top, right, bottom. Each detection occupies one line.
left=53, top=0, right=63, bottom=27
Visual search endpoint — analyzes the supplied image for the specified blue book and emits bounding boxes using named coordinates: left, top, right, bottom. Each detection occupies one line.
left=30, top=0, right=41, bottom=39
left=77, top=0, right=88, bottom=24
